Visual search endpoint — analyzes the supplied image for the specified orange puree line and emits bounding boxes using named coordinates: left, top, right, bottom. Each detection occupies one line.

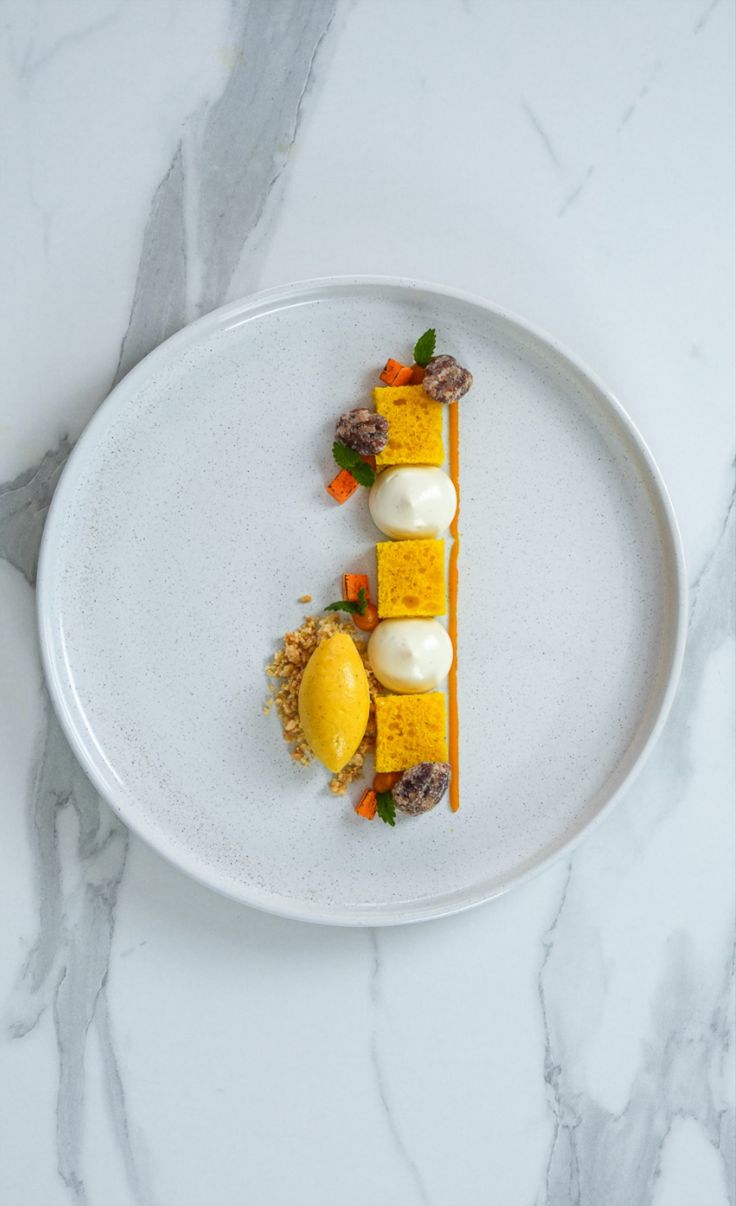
left=448, top=401, right=460, bottom=812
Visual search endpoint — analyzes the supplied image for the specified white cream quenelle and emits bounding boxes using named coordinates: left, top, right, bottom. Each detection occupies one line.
left=368, top=466, right=457, bottom=540
left=368, top=619, right=454, bottom=693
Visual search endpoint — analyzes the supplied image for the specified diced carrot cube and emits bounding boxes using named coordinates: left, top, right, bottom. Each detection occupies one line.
left=326, top=468, right=360, bottom=504
left=380, top=358, right=413, bottom=386
left=355, top=789, right=377, bottom=819
left=342, top=573, right=370, bottom=603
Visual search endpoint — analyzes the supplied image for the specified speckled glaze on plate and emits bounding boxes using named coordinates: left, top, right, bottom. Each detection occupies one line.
left=37, top=278, right=687, bottom=925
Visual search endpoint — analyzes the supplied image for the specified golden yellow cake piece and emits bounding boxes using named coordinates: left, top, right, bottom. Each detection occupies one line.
left=373, top=384, right=444, bottom=466
left=376, top=538, right=446, bottom=618
left=375, top=693, right=448, bottom=772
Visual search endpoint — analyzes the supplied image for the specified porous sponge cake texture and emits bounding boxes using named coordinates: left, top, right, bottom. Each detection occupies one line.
left=376, top=539, right=446, bottom=618
left=375, top=693, right=448, bottom=772
left=373, top=385, right=444, bottom=466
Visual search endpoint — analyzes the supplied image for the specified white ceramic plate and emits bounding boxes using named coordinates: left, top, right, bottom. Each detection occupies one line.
left=38, top=278, right=686, bottom=925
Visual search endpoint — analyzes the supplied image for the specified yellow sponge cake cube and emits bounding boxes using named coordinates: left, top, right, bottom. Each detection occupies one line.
left=374, top=384, right=444, bottom=466
left=376, top=538, right=446, bottom=618
left=375, top=693, right=448, bottom=772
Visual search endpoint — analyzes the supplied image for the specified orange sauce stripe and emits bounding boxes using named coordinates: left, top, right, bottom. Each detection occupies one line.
left=448, top=401, right=460, bottom=812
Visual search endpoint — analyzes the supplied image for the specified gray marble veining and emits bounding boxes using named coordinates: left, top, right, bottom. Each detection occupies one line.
left=538, top=486, right=735, bottom=1206
left=195, top=0, right=338, bottom=315
left=1, top=2, right=339, bottom=1201
left=115, top=0, right=338, bottom=382
left=368, top=930, right=431, bottom=1206
left=541, top=928, right=735, bottom=1206
left=5, top=697, right=133, bottom=1206
left=556, top=2, right=717, bottom=220
left=13, top=0, right=128, bottom=83
left=114, top=143, right=187, bottom=386
left=0, top=439, right=71, bottom=587
left=1, top=1, right=733, bottom=1202
left=520, top=100, right=562, bottom=170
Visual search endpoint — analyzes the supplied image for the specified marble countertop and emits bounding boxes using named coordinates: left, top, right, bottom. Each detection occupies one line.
left=1, top=2, right=733, bottom=1204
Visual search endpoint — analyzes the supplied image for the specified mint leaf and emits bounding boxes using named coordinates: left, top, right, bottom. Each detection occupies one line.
left=333, top=440, right=359, bottom=471
left=332, top=441, right=376, bottom=488
left=348, top=460, right=375, bottom=488
left=376, top=791, right=396, bottom=827
left=413, top=328, right=436, bottom=367
left=325, top=588, right=368, bottom=616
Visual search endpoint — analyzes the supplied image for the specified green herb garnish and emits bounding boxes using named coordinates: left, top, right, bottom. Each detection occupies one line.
left=332, top=442, right=376, bottom=488
left=413, top=328, right=437, bottom=367
left=325, top=587, right=368, bottom=616
left=376, top=791, right=396, bottom=827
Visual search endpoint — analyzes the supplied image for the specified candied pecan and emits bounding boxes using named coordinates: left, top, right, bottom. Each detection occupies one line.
left=335, top=408, right=389, bottom=456
left=393, top=761, right=451, bottom=815
left=422, top=355, right=473, bottom=403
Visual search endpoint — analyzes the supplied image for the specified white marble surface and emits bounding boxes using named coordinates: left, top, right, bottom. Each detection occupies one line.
left=0, top=1, right=733, bottom=1203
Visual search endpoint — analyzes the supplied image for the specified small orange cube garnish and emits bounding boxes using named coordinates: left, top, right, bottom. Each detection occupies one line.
left=355, top=789, right=377, bottom=819
left=326, top=468, right=360, bottom=504
left=342, top=573, right=370, bottom=602
left=380, top=358, right=414, bottom=387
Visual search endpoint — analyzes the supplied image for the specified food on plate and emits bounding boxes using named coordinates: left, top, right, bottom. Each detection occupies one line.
left=352, top=603, right=380, bottom=633
left=369, top=465, right=457, bottom=540
left=266, top=326, right=471, bottom=822
left=375, top=790, right=397, bottom=826
left=374, top=692, right=448, bottom=772
left=354, top=788, right=378, bottom=819
left=342, top=573, right=369, bottom=601
left=335, top=408, right=389, bottom=456
left=374, top=385, right=444, bottom=467
left=265, top=614, right=380, bottom=794
left=422, top=354, right=473, bottom=403
left=376, top=538, right=446, bottom=618
left=325, top=578, right=379, bottom=633
left=368, top=618, right=453, bottom=693
left=372, top=770, right=402, bottom=793
left=393, top=761, right=451, bottom=815
left=412, top=328, right=437, bottom=367
left=326, top=467, right=362, bottom=504
left=379, top=358, right=414, bottom=386
left=298, top=632, right=370, bottom=773
left=327, top=443, right=376, bottom=504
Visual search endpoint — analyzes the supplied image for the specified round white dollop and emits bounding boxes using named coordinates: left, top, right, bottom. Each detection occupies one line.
left=368, top=466, right=457, bottom=540
left=368, top=619, right=454, bottom=693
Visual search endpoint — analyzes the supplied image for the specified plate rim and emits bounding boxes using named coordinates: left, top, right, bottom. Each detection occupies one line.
left=36, top=274, right=689, bottom=926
